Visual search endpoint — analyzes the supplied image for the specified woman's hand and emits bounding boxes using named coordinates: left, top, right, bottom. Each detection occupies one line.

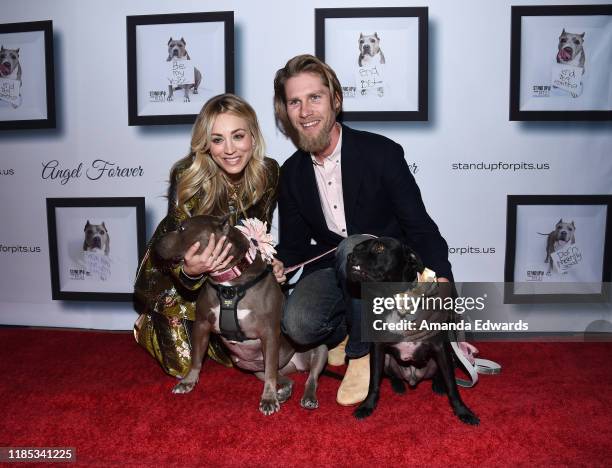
left=272, top=258, right=287, bottom=284
left=182, top=233, right=233, bottom=277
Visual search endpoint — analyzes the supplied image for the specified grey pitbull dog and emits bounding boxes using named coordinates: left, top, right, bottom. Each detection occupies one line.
left=539, top=219, right=576, bottom=273
left=155, top=215, right=327, bottom=415
left=358, top=32, right=386, bottom=67
left=83, top=221, right=110, bottom=255
left=166, top=37, right=202, bottom=102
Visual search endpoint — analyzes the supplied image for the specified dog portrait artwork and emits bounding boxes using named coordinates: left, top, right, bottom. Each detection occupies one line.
left=539, top=219, right=576, bottom=273
left=553, top=29, right=586, bottom=98
left=83, top=221, right=110, bottom=256
left=0, top=45, right=22, bottom=108
left=346, top=237, right=479, bottom=425
left=166, top=37, right=202, bottom=102
left=358, top=32, right=386, bottom=67
left=556, top=29, right=586, bottom=71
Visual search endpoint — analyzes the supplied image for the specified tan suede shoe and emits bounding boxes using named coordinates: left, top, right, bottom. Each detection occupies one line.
left=336, top=354, right=370, bottom=406
left=327, top=336, right=348, bottom=366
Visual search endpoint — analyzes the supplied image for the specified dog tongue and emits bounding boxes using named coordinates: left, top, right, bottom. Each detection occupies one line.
left=558, top=48, right=572, bottom=61
left=0, top=63, right=10, bottom=75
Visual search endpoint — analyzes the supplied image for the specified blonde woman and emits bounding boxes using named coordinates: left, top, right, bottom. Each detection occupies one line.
left=134, top=94, right=279, bottom=377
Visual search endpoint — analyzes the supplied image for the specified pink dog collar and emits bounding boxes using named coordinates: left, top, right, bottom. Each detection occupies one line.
left=209, top=250, right=255, bottom=283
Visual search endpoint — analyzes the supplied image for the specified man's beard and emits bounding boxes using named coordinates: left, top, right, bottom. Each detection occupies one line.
left=292, top=117, right=334, bottom=154
left=296, top=128, right=331, bottom=154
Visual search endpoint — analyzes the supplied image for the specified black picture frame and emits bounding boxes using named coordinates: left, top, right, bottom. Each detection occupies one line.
left=315, top=7, right=428, bottom=121
left=504, top=195, right=612, bottom=304
left=127, top=11, right=234, bottom=126
left=509, top=5, right=612, bottom=121
left=46, top=197, right=146, bottom=302
left=0, top=20, right=56, bottom=130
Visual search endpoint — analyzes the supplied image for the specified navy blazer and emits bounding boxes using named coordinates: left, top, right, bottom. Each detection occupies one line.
left=276, top=124, right=453, bottom=281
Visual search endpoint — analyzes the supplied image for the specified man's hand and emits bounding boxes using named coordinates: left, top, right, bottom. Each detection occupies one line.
left=272, top=258, right=287, bottom=284
left=183, top=233, right=233, bottom=277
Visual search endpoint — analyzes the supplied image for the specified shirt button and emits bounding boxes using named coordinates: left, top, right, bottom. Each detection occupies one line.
left=334, top=205, right=337, bottom=209
left=342, top=229, right=346, bottom=232
left=328, top=181, right=332, bottom=185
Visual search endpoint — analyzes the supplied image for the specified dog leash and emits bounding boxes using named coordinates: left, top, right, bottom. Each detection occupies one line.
left=283, top=247, right=338, bottom=274
left=283, top=234, right=378, bottom=274
left=451, top=341, right=502, bottom=388
left=418, top=268, right=501, bottom=387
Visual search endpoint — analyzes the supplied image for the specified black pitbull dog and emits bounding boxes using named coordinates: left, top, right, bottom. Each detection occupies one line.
left=156, top=215, right=327, bottom=415
left=346, top=237, right=479, bottom=425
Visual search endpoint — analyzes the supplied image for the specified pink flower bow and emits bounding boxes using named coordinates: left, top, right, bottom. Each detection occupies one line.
left=235, top=218, right=277, bottom=264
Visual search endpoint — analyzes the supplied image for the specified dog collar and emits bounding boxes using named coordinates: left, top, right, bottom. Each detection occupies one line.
left=209, top=250, right=255, bottom=283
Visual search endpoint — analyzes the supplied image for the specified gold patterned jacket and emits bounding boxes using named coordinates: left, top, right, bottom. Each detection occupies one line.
left=133, top=156, right=279, bottom=377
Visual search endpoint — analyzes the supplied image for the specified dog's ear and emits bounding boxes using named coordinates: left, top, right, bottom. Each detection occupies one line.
left=84, top=220, right=91, bottom=231
left=218, top=215, right=231, bottom=236
left=168, top=37, right=173, bottom=45
left=579, top=32, right=585, bottom=39
left=402, top=244, right=423, bottom=282
left=561, top=28, right=566, bottom=35
left=180, top=37, right=186, bottom=45
left=102, top=222, right=107, bottom=230
left=374, top=32, right=379, bottom=39
left=0, top=46, right=4, bottom=52
left=558, top=218, right=563, bottom=225
left=359, top=33, right=363, bottom=39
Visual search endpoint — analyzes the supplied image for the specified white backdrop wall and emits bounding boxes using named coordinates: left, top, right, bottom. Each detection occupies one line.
left=1, top=0, right=611, bottom=331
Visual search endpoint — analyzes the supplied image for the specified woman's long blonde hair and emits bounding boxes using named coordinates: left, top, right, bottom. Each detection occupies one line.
left=173, top=94, right=268, bottom=217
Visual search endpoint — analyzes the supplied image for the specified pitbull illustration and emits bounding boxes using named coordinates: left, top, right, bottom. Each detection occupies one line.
left=556, top=29, right=585, bottom=71
left=166, top=37, right=202, bottom=102
left=83, top=221, right=110, bottom=256
left=358, top=32, right=386, bottom=67
left=0, top=46, right=22, bottom=108
left=539, top=219, right=576, bottom=273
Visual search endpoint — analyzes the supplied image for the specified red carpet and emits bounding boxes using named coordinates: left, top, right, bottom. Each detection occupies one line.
left=1, top=328, right=611, bottom=466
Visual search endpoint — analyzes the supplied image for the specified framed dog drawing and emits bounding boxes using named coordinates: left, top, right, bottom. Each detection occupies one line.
left=46, top=197, right=146, bottom=301
left=0, top=20, right=55, bottom=130
left=315, top=7, right=428, bottom=121
left=127, top=12, right=234, bottom=126
left=504, top=195, right=612, bottom=304
left=509, top=5, right=612, bottom=121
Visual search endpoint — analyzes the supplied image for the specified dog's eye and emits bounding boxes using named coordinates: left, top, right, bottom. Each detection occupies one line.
left=573, top=39, right=580, bottom=45
left=99, top=230, right=105, bottom=235
left=372, top=243, right=385, bottom=254
left=178, top=225, right=185, bottom=232
left=370, top=39, right=375, bottom=43
left=560, top=38, right=567, bottom=43
left=359, top=40, right=364, bottom=44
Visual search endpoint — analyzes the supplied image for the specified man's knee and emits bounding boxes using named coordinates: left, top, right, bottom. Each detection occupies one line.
left=281, top=310, right=321, bottom=346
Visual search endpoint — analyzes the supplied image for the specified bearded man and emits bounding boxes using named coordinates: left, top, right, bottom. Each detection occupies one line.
left=270, top=54, right=453, bottom=406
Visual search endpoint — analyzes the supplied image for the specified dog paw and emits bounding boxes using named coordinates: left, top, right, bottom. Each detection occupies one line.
left=259, top=396, right=280, bottom=415
left=455, top=408, right=480, bottom=426
left=172, top=381, right=196, bottom=394
left=431, top=379, right=446, bottom=396
left=183, top=97, right=190, bottom=103
left=353, top=405, right=374, bottom=420
left=390, top=377, right=406, bottom=394
left=300, top=396, right=319, bottom=410
left=277, top=383, right=293, bottom=403
left=167, top=97, right=173, bottom=102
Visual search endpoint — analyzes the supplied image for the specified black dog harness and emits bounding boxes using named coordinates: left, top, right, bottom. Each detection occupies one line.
left=208, top=266, right=272, bottom=342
